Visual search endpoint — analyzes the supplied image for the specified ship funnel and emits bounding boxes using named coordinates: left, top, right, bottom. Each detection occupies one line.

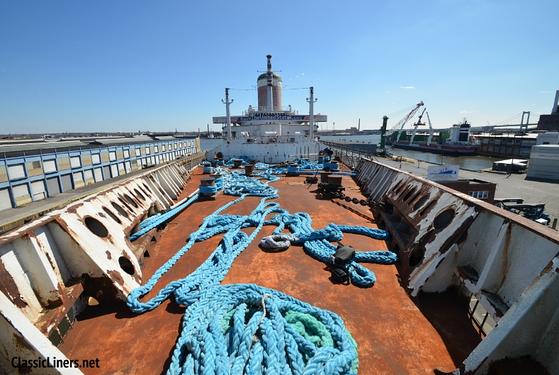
left=257, top=55, right=283, bottom=112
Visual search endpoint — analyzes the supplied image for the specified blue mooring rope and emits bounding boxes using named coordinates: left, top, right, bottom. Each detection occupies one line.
left=129, top=194, right=199, bottom=241
left=214, top=175, right=224, bottom=191
left=127, top=169, right=397, bottom=374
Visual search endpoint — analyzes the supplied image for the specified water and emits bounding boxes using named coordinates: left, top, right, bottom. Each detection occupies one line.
left=386, top=147, right=497, bottom=171
left=200, top=135, right=497, bottom=171
left=320, top=134, right=380, bottom=144
left=321, top=134, right=497, bottom=171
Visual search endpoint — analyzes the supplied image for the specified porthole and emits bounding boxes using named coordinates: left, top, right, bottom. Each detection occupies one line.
left=413, top=196, right=430, bottom=211
left=139, top=185, right=150, bottom=198
left=409, top=246, right=426, bottom=268
left=401, top=187, right=416, bottom=202
left=102, top=207, right=122, bottom=224
left=111, top=202, right=129, bottom=218
left=433, top=208, right=455, bottom=232
left=419, top=200, right=437, bottom=217
left=134, top=188, right=145, bottom=200
left=124, top=193, right=139, bottom=208
left=118, top=256, right=135, bottom=275
left=118, top=196, right=134, bottom=212
left=84, top=217, right=108, bottom=238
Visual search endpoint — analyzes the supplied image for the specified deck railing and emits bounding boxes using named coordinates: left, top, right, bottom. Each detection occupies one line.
left=350, top=156, right=559, bottom=374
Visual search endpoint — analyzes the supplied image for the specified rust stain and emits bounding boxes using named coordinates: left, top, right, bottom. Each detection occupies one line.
left=497, top=222, right=513, bottom=290
left=13, top=332, right=34, bottom=352
left=107, top=270, right=124, bottom=287
left=32, top=233, right=59, bottom=272
left=0, top=259, right=28, bottom=308
left=35, top=283, right=84, bottom=335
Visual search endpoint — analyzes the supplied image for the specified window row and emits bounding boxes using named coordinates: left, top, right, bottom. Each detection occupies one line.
left=3, top=148, right=193, bottom=181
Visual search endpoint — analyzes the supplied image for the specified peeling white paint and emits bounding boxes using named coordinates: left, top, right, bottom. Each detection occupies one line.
left=353, top=157, right=559, bottom=374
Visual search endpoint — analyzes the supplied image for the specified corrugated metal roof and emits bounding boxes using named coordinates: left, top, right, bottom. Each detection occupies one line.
left=152, top=135, right=177, bottom=141
left=89, top=135, right=155, bottom=145
left=0, top=135, right=190, bottom=158
left=0, top=140, right=87, bottom=155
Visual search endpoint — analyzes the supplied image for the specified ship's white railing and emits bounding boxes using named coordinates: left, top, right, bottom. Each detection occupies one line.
left=351, top=156, right=559, bottom=375
left=0, top=154, right=204, bottom=371
left=255, top=106, right=297, bottom=113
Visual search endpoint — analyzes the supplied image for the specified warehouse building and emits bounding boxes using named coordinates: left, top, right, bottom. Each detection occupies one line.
left=526, top=144, right=559, bottom=182
left=0, top=135, right=200, bottom=211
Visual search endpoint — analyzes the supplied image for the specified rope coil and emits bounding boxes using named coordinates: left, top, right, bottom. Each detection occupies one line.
left=127, top=169, right=396, bottom=374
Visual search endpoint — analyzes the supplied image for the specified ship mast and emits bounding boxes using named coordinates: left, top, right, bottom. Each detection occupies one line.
left=266, top=55, right=274, bottom=111
left=307, top=86, right=317, bottom=139
left=222, top=88, right=233, bottom=140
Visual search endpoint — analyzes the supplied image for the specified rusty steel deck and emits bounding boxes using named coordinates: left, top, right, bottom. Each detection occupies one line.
left=58, top=170, right=479, bottom=374
left=3, top=155, right=558, bottom=374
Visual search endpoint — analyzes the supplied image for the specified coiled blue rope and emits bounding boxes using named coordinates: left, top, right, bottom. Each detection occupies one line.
left=326, top=162, right=339, bottom=172
left=129, top=194, right=199, bottom=241
left=287, top=165, right=299, bottom=174
left=127, top=171, right=396, bottom=374
left=214, top=175, right=224, bottom=191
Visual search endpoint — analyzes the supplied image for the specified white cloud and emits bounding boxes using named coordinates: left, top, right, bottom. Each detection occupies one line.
left=459, top=109, right=471, bottom=114
left=400, top=85, right=416, bottom=90
left=287, top=72, right=306, bottom=81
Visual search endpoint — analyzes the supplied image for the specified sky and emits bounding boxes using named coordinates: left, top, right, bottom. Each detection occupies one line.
left=0, top=0, right=557, bottom=133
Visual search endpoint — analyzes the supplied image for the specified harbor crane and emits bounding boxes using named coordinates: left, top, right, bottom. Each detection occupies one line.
left=409, top=107, right=434, bottom=146
left=389, top=101, right=425, bottom=143
left=409, top=107, right=426, bottom=145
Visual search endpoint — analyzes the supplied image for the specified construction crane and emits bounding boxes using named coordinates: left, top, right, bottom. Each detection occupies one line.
left=388, top=101, right=425, bottom=143
left=409, top=107, right=427, bottom=145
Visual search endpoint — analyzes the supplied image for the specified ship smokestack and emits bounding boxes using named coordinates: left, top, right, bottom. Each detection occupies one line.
left=257, top=55, right=283, bottom=112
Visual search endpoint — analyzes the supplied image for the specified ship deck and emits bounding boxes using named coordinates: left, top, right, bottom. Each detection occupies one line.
left=59, top=167, right=481, bottom=374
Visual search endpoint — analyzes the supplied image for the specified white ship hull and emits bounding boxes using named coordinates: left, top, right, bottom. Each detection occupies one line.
left=212, top=139, right=321, bottom=163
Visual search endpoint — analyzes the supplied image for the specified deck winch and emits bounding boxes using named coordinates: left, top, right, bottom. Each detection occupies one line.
left=199, top=177, right=217, bottom=199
